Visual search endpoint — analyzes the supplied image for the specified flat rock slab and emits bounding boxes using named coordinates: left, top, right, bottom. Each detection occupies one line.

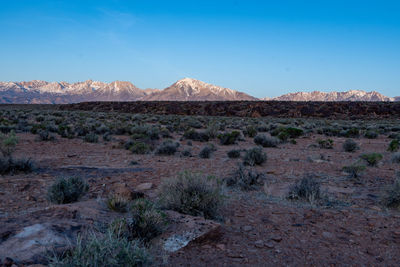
left=0, top=199, right=117, bottom=265
left=153, top=210, right=221, bottom=253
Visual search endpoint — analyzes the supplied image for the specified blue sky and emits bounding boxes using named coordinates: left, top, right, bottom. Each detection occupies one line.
left=0, top=0, right=399, bottom=97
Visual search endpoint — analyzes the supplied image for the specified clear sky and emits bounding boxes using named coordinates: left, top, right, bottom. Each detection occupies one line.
left=0, top=0, right=399, bottom=97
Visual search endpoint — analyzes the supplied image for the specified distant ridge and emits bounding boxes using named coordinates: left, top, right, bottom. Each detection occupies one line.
left=267, top=90, right=395, bottom=102
left=0, top=78, right=398, bottom=103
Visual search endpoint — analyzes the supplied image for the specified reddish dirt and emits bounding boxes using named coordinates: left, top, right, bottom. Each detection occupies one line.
left=1, top=132, right=399, bottom=266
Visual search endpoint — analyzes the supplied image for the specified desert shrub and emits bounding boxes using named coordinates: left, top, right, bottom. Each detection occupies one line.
left=227, top=149, right=241, bottom=158
left=0, top=130, right=18, bottom=157
left=243, top=125, right=258, bottom=138
left=319, top=127, right=341, bottom=137
left=183, top=129, right=209, bottom=142
left=102, top=132, right=112, bottom=142
left=180, top=148, right=192, bottom=157
left=47, top=176, right=89, bottom=204
left=226, top=164, right=265, bottom=190
left=343, top=139, right=358, bottom=152
left=131, top=142, right=151, bottom=154
left=342, top=164, right=366, bottom=179
left=48, top=230, right=149, bottom=267
left=317, top=139, right=334, bottom=149
left=0, top=157, right=35, bottom=175
left=271, top=127, right=304, bottom=141
left=382, top=177, right=400, bottom=209
left=155, top=141, right=180, bottom=155
left=130, top=125, right=159, bottom=140
left=364, top=130, right=378, bottom=139
left=158, top=171, right=224, bottom=220
left=343, top=128, right=360, bottom=138
left=288, top=176, right=321, bottom=203
left=199, top=144, right=216, bottom=159
left=388, top=139, right=399, bottom=152
left=254, top=134, right=280, bottom=147
left=392, top=152, right=400, bottom=164
left=106, top=195, right=129, bottom=213
left=205, top=122, right=220, bottom=139
left=37, top=129, right=56, bottom=141
left=243, top=147, right=267, bottom=166
left=160, top=127, right=171, bottom=138
left=218, top=131, right=241, bottom=145
left=360, top=153, right=383, bottom=166
left=84, top=133, right=99, bottom=143
left=128, top=199, right=167, bottom=242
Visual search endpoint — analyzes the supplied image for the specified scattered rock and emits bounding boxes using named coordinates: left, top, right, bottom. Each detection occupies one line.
left=271, top=236, right=282, bottom=242
left=136, top=182, right=154, bottom=191
left=242, top=225, right=253, bottom=232
left=216, top=244, right=225, bottom=250
left=254, top=240, right=264, bottom=248
left=154, top=210, right=221, bottom=253
left=322, top=231, right=334, bottom=239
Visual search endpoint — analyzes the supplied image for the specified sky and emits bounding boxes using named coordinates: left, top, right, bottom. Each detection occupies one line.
left=0, top=0, right=399, bottom=98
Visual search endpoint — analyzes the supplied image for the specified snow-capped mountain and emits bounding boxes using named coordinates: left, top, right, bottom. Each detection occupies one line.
left=266, top=90, right=396, bottom=102
left=0, top=78, right=398, bottom=103
left=0, top=80, right=145, bottom=103
left=0, top=78, right=255, bottom=103
left=142, top=78, right=256, bottom=101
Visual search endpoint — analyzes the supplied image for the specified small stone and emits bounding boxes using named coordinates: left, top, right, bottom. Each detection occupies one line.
left=243, top=225, right=253, bottom=232
left=26, top=195, right=37, bottom=201
left=264, top=242, right=275, bottom=249
left=136, top=182, right=153, bottom=191
left=322, top=231, right=334, bottom=239
left=370, top=206, right=382, bottom=212
left=271, top=236, right=282, bottom=242
left=202, top=245, right=212, bottom=249
left=216, top=244, right=225, bottom=250
left=254, top=240, right=264, bottom=248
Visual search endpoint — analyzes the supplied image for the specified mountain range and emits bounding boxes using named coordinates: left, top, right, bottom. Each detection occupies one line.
left=0, top=78, right=398, bottom=103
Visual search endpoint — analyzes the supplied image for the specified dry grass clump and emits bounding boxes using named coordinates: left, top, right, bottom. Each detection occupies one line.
left=158, top=171, right=224, bottom=220
left=288, top=176, right=321, bottom=204
left=243, top=147, right=267, bottom=166
left=226, top=164, right=265, bottom=190
left=47, top=176, right=89, bottom=204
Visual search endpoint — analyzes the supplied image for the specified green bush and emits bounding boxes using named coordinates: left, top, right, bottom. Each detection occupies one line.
left=343, top=139, right=358, bottom=152
left=227, top=149, right=241, bottom=158
left=360, top=153, right=383, bottom=166
left=342, top=164, right=366, bottom=179
left=288, top=176, right=321, bottom=203
left=392, top=152, right=400, bottom=164
left=271, top=127, right=304, bottom=141
left=254, top=134, right=279, bottom=147
left=158, top=171, right=224, bottom=220
left=364, top=130, right=378, bottom=139
left=343, top=128, right=360, bottom=138
left=183, top=129, right=209, bottom=142
left=317, top=139, right=334, bottom=149
left=128, top=199, right=167, bottom=242
left=106, top=195, right=129, bottom=213
left=47, top=177, right=89, bottom=204
left=0, top=157, right=35, bottom=175
left=218, top=131, right=241, bottom=145
left=84, top=133, right=99, bottom=143
left=199, top=144, right=216, bottom=159
left=388, top=139, right=399, bottom=152
left=48, top=230, right=149, bottom=267
left=226, top=164, right=265, bottom=190
left=0, top=130, right=18, bottom=157
left=243, top=147, right=267, bottom=166
left=243, top=125, right=257, bottom=138
left=131, top=142, right=151, bottom=154
left=382, top=177, right=400, bottom=209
